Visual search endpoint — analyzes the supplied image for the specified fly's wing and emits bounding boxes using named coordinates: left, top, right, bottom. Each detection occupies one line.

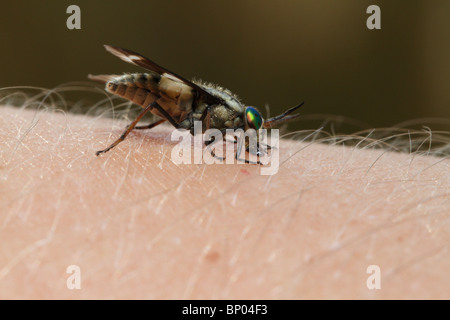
left=103, top=45, right=220, bottom=104
left=89, top=45, right=218, bottom=124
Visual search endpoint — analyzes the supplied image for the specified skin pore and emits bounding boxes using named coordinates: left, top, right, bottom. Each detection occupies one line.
left=0, top=104, right=449, bottom=299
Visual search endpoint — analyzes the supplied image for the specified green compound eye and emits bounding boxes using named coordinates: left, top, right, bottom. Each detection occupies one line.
left=246, top=107, right=263, bottom=130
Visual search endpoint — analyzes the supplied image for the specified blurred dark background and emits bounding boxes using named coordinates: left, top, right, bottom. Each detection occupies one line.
left=1, top=0, right=449, bottom=132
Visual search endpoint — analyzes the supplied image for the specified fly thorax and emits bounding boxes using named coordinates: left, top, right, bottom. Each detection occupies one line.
left=210, top=104, right=243, bottom=130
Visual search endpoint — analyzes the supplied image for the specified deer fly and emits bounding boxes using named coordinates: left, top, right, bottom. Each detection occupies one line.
left=89, top=45, right=304, bottom=164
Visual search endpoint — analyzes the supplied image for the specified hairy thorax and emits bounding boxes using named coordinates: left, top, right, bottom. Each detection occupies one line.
left=179, top=81, right=246, bottom=133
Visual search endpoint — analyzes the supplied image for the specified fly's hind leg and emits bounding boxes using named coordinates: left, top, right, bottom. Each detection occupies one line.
left=207, top=134, right=265, bottom=165
left=133, top=119, right=166, bottom=130
left=96, top=101, right=158, bottom=156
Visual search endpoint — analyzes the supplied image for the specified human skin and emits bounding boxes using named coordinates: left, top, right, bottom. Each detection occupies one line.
left=0, top=105, right=448, bottom=299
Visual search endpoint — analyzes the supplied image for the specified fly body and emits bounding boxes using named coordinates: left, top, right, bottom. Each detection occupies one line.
left=89, top=45, right=304, bottom=163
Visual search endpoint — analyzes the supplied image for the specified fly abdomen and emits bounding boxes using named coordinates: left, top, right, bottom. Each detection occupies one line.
left=119, top=73, right=160, bottom=91
left=106, top=73, right=159, bottom=107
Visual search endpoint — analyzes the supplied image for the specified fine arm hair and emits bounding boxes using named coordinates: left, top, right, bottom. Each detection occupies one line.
left=0, top=86, right=449, bottom=299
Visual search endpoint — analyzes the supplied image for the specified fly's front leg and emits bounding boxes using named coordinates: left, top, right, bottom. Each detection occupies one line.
left=96, top=101, right=157, bottom=156
left=233, top=133, right=268, bottom=165
left=247, top=142, right=272, bottom=157
left=235, top=144, right=263, bottom=164
left=235, top=156, right=263, bottom=165
left=231, top=136, right=271, bottom=151
left=236, top=146, right=264, bottom=164
left=259, top=143, right=272, bottom=151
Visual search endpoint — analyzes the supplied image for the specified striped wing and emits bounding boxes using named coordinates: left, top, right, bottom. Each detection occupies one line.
left=103, top=45, right=219, bottom=104
left=89, top=45, right=224, bottom=124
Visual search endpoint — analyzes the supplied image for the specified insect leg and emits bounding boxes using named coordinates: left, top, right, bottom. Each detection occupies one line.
left=236, top=140, right=271, bottom=151
left=234, top=133, right=263, bottom=165
left=235, top=152, right=262, bottom=165
left=236, top=139, right=263, bottom=164
left=96, top=101, right=156, bottom=156
left=152, top=103, right=180, bottom=128
left=231, top=137, right=272, bottom=150
left=204, top=127, right=226, bottom=146
left=204, top=129, right=261, bottom=164
left=204, top=127, right=226, bottom=162
left=247, top=142, right=272, bottom=157
left=200, top=106, right=212, bottom=131
left=209, top=148, right=225, bottom=161
left=206, top=111, right=211, bottom=131
left=133, top=119, right=166, bottom=130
